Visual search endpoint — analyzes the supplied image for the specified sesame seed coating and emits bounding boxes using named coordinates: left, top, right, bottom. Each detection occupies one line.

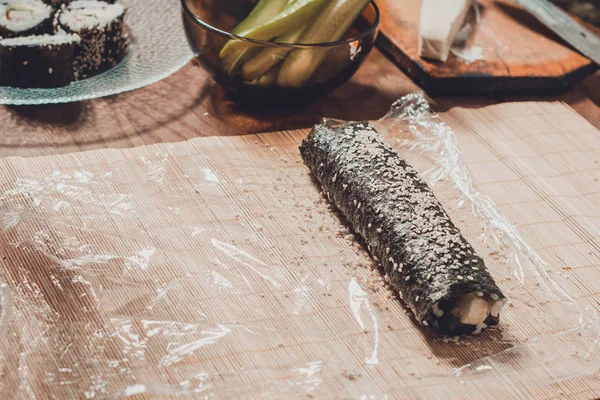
left=56, top=1, right=128, bottom=80
left=300, top=122, right=506, bottom=335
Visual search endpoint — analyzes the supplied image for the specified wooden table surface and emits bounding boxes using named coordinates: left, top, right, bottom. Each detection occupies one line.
left=0, top=49, right=598, bottom=159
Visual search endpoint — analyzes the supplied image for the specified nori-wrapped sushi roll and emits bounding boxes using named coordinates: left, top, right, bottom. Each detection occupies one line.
left=0, top=33, right=79, bottom=87
left=56, top=0, right=126, bottom=79
left=0, top=0, right=54, bottom=39
left=300, top=122, right=507, bottom=336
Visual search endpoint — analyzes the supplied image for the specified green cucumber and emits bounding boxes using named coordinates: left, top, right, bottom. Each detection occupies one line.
left=220, top=0, right=289, bottom=74
left=258, top=67, right=279, bottom=87
left=242, top=25, right=307, bottom=82
left=220, top=0, right=330, bottom=61
left=221, top=45, right=263, bottom=76
left=277, top=0, right=371, bottom=88
left=231, top=0, right=289, bottom=35
left=246, top=66, right=279, bottom=87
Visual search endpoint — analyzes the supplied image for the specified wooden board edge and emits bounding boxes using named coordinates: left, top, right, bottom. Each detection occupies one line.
left=376, top=31, right=599, bottom=95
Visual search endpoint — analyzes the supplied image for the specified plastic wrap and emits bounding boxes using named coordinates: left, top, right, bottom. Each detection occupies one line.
left=372, top=94, right=600, bottom=381
left=0, top=94, right=597, bottom=398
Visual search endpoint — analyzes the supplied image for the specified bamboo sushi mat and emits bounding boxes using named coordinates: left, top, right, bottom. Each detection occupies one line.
left=0, top=101, right=598, bottom=399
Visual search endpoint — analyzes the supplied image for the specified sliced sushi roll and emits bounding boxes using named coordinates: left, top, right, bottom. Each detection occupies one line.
left=0, top=33, right=79, bottom=87
left=300, top=122, right=507, bottom=336
left=0, top=0, right=54, bottom=39
left=56, top=0, right=126, bottom=79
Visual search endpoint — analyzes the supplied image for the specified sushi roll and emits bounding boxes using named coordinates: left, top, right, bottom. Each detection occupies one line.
left=0, top=0, right=54, bottom=39
left=300, top=122, right=507, bottom=336
left=56, top=0, right=126, bottom=79
left=0, top=33, right=79, bottom=87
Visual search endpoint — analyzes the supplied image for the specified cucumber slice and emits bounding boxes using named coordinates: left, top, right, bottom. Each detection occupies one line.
left=220, top=0, right=290, bottom=74
left=222, top=45, right=263, bottom=76
left=277, top=0, right=371, bottom=88
left=258, top=67, right=279, bottom=87
left=246, top=66, right=279, bottom=87
left=231, top=0, right=289, bottom=35
left=220, top=0, right=330, bottom=61
left=242, top=25, right=307, bottom=82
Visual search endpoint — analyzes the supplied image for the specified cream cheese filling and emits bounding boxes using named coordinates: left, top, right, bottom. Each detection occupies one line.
left=452, top=292, right=506, bottom=326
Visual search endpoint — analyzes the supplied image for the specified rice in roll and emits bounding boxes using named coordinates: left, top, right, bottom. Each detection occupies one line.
left=0, top=0, right=54, bottom=39
left=300, top=122, right=507, bottom=336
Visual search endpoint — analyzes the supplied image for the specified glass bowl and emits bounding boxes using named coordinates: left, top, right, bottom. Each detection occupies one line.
left=181, top=0, right=380, bottom=104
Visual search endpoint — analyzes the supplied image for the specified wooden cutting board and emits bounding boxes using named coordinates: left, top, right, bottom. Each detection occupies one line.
left=0, top=101, right=598, bottom=399
left=375, top=0, right=599, bottom=93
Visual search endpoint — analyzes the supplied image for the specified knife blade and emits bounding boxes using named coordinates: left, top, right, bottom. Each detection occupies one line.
left=516, top=0, right=600, bottom=65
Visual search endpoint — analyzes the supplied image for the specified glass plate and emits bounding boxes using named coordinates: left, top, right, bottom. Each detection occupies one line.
left=0, top=0, right=194, bottom=105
